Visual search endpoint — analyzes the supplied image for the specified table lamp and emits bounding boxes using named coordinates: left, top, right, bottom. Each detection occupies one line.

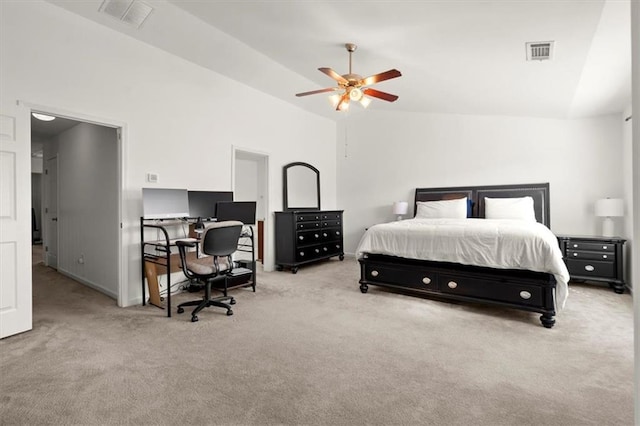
left=393, top=201, right=409, bottom=221
left=595, top=198, right=624, bottom=237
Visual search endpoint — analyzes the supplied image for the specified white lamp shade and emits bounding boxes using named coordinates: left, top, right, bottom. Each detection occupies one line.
left=393, top=201, right=409, bottom=215
left=595, top=198, right=624, bottom=217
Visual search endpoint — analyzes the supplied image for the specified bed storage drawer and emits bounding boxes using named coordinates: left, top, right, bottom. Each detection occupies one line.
left=363, top=263, right=437, bottom=291
left=439, top=274, right=544, bottom=307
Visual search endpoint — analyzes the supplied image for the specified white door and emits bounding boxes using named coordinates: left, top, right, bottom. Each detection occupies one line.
left=0, top=101, right=32, bottom=338
left=43, top=156, right=58, bottom=269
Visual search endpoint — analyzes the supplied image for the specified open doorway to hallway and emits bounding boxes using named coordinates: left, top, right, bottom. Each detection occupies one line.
left=31, top=111, right=121, bottom=302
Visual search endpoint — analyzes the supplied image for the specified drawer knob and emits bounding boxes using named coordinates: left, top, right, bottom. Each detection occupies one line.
left=520, top=291, right=532, bottom=300
left=300, top=224, right=305, bottom=228
left=323, top=233, right=328, bottom=237
left=299, top=236, right=304, bottom=240
left=299, top=252, right=304, bottom=257
left=336, top=244, right=341, bottom=249
left=585, top=265, right=595, bottom=272
left=315, top=248, right=320, bottom=253
left=448, top=281, right=458, bottom=289
left=422, top=277, right=431, bottom=285
left=602, top=254, right=608, bottom=259
left=602, top=245, right=608, bottom=250
left=323, top=247, right=328, bottom=251
left=314, top=234, right=319, bottom=238
left=371, top=270, right=379, bottom=277
left=573, top=253, right=578, bottom=257
left=572, top=244, right=578, bottom=248
left=336, top=231, right=341, bottom=235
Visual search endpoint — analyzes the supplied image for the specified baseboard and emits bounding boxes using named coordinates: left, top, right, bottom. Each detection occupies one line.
left=57, top=268, right=118, bottom=300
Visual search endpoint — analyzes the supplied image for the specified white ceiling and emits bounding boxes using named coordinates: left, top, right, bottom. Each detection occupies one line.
left=47, top=0, right=631, bottom=121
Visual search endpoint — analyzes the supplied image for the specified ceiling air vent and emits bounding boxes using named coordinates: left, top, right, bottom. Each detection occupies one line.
left=526, top=41, right=554, bottom=61
left=99, top=0, right=153, bottom=29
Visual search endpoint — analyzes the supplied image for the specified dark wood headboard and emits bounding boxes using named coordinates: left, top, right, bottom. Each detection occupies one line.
left=414, top=183, right=550, bottom=227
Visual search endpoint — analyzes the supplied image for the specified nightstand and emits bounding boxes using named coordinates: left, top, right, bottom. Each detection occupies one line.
left=557, top=235, right=626, bottom=294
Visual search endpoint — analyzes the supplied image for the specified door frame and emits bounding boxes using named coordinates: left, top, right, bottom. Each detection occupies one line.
left=231, top=146, right=272, bottom=271
left=25, top=101, right=127, bottom=307
left=43, top=155, right=58, bottom=269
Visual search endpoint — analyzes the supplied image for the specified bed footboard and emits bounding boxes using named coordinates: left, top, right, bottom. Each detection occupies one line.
left=359, top=254, right=557, bottom=328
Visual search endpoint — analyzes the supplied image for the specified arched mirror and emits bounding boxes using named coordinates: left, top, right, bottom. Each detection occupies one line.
left=283, top=162, right=320, bottom=211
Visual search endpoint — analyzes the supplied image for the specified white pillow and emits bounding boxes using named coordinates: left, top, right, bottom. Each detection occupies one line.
left=484, top=196, right=536, bottom=221
left=415, top=197, right=467, bottom=219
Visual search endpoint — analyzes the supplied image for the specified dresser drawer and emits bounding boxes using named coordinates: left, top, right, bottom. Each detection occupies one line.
left=363, top=263, right=437, bottom=291
left=296, top=230, right=322, bottom=246
left=296, top=221, right=320, bottom=230
left=296, top=213, right=321, bottom=222
left=321, top=228, right=342, bottom=241
left=322, top=219, right=341, bottom=228
left=565, top=241, right=615, bottom=252
left=566, top=250, right=614, bottom=261
left=439, top=274, right=543, bottom=308
left=566, top=259, right=615, bottom=279
left=321, top=212, right=342, bottom=220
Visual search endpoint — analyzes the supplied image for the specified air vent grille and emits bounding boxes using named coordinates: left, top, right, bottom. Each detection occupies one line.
left=99, top=0, right=153, bottom=29
left=526, top=41, right=554, bottom=61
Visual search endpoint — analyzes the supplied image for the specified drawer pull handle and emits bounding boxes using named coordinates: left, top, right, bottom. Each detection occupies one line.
left=422, top=277, right=431, bottom=285
left=520, top=291, right=532, bottom=300
left=602, top=245, right=608, bottom=250
left=585, top=265, right=595, bottom=272
left=371, top=270, right=379, bottom=277
left=602, top=254, right=608, bottom=259
left=448, top=281, right=458, bottom=289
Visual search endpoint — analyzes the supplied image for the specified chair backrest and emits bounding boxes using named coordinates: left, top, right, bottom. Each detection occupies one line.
left=201, top=221, right=243, bottom=257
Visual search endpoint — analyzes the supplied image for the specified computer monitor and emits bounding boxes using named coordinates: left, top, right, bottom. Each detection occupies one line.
left=142, top=188, right=190, bottom=219
left=187, top=191, right=233, bottom=220
left=215, top=201, right=257, bottom=225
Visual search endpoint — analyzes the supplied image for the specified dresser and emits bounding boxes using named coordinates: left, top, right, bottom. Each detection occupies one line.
left=557, top=235, right=626, bottom=294
left=275, top=210, right=344, bottom=273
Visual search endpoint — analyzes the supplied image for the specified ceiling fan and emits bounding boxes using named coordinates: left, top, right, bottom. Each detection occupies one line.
left=296, top=43, right=402, bottom=111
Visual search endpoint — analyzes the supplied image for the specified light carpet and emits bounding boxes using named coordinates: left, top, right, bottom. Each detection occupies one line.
left=0, top=258, right=633, bottom=425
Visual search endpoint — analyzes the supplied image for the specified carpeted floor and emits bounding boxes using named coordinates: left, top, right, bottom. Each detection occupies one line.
left=0, top=258, right=633, bottom=425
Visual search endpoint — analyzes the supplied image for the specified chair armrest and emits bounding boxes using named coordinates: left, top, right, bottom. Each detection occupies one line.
left=175, top=240, right=197, bottom=248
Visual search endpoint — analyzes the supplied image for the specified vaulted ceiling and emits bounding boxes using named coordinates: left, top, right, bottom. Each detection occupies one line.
left=48, top=0, right=631, bottom=121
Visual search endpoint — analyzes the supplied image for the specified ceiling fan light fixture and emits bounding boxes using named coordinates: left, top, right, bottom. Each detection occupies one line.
left=349, top=87, right=363, bottom=101
left=32, top=113, right=56, bottom=122
left=329, top=94, right=341, bottom=107
left=359, top=96, right=372, bottom=108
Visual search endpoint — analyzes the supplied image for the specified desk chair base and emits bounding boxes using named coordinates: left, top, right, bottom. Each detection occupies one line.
left=177, top=281, right=236, bottom=322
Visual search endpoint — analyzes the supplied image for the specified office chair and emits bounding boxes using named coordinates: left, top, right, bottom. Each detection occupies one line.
left=175, top=220, right=243, bottom=322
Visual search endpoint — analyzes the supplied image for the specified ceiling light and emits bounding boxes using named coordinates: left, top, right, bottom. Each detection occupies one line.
left=32, top=113, right=56, bottom=121
left=349, top=87, right=363, bottom=101
left=359, top=97, right=372, bottom=108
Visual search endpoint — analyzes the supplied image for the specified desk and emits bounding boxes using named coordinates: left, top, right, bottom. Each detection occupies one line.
left=141, top=218, right=256, bottom=317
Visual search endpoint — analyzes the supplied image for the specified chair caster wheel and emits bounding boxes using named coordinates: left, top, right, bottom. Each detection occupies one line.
left=177, top=307, right=184, bottom=314
left=191, top=315, right=198, bottom=322
left=230, top=298, right=236, bottom=305
left=226, top=310, right=233, bottom=316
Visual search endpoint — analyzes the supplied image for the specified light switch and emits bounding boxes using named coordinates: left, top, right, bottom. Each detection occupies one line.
left=146, top=173, right=158, bottom=183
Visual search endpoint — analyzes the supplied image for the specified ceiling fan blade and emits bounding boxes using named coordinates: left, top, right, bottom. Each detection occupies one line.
left=319, top=67, right=349, bottom=85
left=363, top=88, right=399, bottom=102
left=296, top=87, right=340, bottom=97
left=361, top=69, right=402, bottom=86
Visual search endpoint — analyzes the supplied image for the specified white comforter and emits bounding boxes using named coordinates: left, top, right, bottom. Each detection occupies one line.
left=356, top=218, right=569, bottom=310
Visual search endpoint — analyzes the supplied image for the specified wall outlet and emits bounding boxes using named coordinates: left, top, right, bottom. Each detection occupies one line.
left=146, top=173, right=159, bottom=183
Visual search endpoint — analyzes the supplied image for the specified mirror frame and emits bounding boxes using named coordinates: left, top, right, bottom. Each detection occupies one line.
left=283, top=162, right=321, bottom=211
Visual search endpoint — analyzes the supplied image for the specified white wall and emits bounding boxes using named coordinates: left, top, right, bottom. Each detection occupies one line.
left=622, top=106, right=634, bottom=288
left=337, top=111, right=625, bottom=254
left=53, top=123, right=119, bottom=298
left=0, top=1, right=337, bottom=306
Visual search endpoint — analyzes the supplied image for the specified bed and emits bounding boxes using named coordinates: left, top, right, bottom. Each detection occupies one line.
left=356, top=183, right=569, bottom=328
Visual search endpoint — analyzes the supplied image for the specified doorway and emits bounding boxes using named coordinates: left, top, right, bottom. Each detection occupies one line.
left=30, top=109, right=123, bottom=303
left=232, top=148, right=270, bottom=270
